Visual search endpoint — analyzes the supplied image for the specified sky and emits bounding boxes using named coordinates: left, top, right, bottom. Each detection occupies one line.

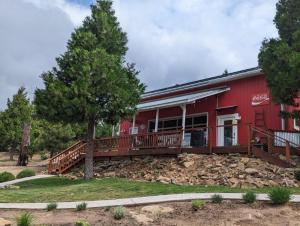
left=0, top=0, right=278, bottom=109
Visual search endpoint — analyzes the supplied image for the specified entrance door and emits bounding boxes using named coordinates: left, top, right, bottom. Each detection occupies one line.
left=217, top=115, right=238, bottom=146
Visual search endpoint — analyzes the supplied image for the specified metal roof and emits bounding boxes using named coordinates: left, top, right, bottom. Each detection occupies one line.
left=142, top=67, right=261, bottom=99
left=137, top=87, right=230, bottom=111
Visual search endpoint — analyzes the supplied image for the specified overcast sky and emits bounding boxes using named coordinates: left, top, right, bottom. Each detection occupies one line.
left=0, top=0, right=278, bottom=109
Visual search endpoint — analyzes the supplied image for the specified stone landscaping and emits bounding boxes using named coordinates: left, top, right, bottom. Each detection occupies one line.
left=68, top=153, right=300, bottom=188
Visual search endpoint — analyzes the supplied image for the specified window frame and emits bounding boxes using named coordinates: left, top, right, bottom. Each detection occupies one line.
left=294, top=118, right=300, bottom=131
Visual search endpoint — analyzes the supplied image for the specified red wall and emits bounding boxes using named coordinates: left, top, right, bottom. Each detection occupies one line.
left=120, top=74, right=284, bottom=146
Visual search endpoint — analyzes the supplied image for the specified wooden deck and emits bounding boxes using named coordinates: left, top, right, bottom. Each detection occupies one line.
left=48, top=125, right=300, bottom=174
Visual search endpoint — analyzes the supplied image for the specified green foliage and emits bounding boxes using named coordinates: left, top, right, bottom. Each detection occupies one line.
left=295, top=170, right=300, bottom=181
left=34, top=0, right=145, bottom=178
left=75, top=220, right=90, bottom=226
left=16, top=212, right=33, bottom=226
left=40, top=151, right=48, bottom=160
left=191, top=200, right=205, bottom=210
left=96, top=122, right=113, bottom=137
left=268, top=187, right=291, bottom=204
left=0, top=171, right=15, bottom=182
left=0, top=87, right=32, bottom=152
left=16, top=169, right=36, bottom=179
left=76, top=202, right=87, bottom=211
left=46, top=203, right=57, bottom=211
left=113, top=206, right=125, bottom=220
left=211, top=194, right=223, bottom=203
left=242, top=191, right=257, bottom=203
left=258, top=0, right=300, bottom=119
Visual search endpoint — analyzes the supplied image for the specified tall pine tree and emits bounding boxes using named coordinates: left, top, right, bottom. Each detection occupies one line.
left=258, top=0, right=300, bottom=119
left=35, top=0, right=145, bottom=178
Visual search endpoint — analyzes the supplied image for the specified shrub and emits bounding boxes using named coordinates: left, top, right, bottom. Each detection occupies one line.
left=46, top=203, right=57, bottom=211
left=76, top=202, right=87, bottom=211
left=40, top=152, right=48, bottom=160
left=268, top=188, right=291, bottom=205
left=191, top=200, right=205, bottom=211
left=16, top=212, right=33, bottom=226
left=295, top=170, right=300, bottom=181
left=75, top=219, right=90, bottom=226
left=16, top=169, right=36, bottom=179
left=113, top=206, right=125, bottom=220
left=242, top=191, right=257, bottom=204
left=211, top=194, right=223, bottom=204
left=0, top=171, right=15, bottom=182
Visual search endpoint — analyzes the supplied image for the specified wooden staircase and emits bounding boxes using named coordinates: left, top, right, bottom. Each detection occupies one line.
left=249, top=126, right=300, bottom=168
left=48, top=140, right=86, bottom=174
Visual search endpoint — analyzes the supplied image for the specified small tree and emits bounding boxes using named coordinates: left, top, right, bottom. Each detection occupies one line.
left=0, top=87, right=32, bottom=163
left=258, top=0, right=300, bottom=119
left=35, top=0, right=145, bottom=179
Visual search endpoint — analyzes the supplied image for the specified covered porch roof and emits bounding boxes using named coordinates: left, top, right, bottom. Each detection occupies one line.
left=137, top=86, right=230, bottom=111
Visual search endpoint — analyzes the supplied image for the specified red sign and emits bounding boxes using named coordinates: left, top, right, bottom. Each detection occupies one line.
left=251, top=93, right=270, bottom=106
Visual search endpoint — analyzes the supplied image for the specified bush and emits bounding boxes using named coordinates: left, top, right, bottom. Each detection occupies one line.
left=16, top=212, right=33, bottom=226
left=76, top=202, right=87, bottom=211
left=16, top=169, right=36, bottom=179
left=211, top=194, right=223, bottom=204
left=191, top=200, right=205, bottom=211
left=75, top=219, right=90, bottom=226
left=113, top=206, right=125, bottom=220
left=40, top=152, right=48, bottom=160
left=295, top=170, right=300, bottom=181
left=242, top=191, right=257, bottom=204
left=0, top=171, right=15, bottom=182
left=46, top=203, right=57, bottom=211
left=268, top=188, right=291, bottom=205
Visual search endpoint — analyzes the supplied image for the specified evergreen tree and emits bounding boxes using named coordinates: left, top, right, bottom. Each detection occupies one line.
left=0, top=87, right=32, bottom=161
left=34, top=0, right=145, bottom=178
left=258, top=0, right=300, bottom=119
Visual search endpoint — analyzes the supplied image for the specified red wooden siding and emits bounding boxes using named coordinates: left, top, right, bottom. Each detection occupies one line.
left=120, top=73, right=286, bottom=146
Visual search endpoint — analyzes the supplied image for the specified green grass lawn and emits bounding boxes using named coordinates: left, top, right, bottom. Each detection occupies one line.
left=0, top=177, right=299, bottom=203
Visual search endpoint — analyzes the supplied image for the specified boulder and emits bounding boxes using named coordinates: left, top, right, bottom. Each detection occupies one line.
left=245, top=168, right=259, bottom=175
left=0, top=218, right=11, bottom=226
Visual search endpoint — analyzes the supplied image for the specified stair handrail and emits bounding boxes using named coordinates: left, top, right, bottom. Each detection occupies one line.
left=252, top=126, right=300, bottom=151
left=48, top=140, right=85, bottom=163
left=58, top=143, right=86, bottom=163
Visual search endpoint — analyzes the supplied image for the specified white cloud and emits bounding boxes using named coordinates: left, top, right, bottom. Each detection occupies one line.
left=0, top=0, right=278, bottom=109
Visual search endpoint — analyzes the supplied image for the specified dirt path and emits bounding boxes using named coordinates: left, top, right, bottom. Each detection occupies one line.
left=0, top=153, right=47, bottom=175
left=1, top=201, right=300, bottom=226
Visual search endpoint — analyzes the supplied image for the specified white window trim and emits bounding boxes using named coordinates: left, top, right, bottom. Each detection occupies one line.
left=148, top=112, right=208, bottom=132
left=294, top=119, right=300, bottom=131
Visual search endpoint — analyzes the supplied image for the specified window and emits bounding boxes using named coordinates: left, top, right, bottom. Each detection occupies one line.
left=295, top=119, right=300, bottom=131
left=148, top=114, right=208, bottom=132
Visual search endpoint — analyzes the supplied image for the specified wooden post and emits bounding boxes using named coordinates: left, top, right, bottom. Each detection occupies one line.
left=285, top=140, right=291, bottom=161
left=267, top=135, right=273, bottom=154
left=247, top=124, right=252, bottom=156
left=209, top=127, right=213, bottom=154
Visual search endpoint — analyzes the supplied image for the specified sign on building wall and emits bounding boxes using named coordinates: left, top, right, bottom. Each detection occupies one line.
left=251, top=93, right=270, bottom=106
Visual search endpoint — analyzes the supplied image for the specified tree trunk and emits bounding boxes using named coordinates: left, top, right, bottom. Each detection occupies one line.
left=17, top=124, right=30, bottom=166
left=9, top=149, right=14, bottom=161
left=84, top=119, right=95, bottom=179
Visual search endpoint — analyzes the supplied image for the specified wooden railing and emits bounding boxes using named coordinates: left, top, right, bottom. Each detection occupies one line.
left=48, top=140, right=85, bottom=174
left=94, top=130, right=182, bottom=152
left=250, top=126, right=300, bottom=161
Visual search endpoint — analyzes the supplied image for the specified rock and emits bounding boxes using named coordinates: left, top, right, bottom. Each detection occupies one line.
left=229, top=164, right=237, bottom=168
left=245, top=168, right=259, bottom=175
left=0, top=218, right=12, bottom=226
left=157, top=176, right=170, bottom=184
left=129, top=211, right=153, bottom=224
left=183, top=160, right=194, bottom=168
left=103, top=172, right=116, bottom=177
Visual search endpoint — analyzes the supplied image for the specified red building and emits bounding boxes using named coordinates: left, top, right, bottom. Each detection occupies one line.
left=119, top=67, right=299, bottom=148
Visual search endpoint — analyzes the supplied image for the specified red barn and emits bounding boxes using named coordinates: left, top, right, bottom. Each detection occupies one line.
left=119, top=67, right=299, bottom=149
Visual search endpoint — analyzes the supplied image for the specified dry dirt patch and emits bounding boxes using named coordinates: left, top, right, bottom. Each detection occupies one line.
left=0, top=152, right=47, bottom=176
left=0, top=201, right=300, bottom=226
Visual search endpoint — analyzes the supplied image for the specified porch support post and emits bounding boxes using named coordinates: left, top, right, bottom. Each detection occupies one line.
left=154, top=108, right=159, bottom=132
left=181, top=104, right=187, bottom=142
left=132, top=114, right=136, bottom=128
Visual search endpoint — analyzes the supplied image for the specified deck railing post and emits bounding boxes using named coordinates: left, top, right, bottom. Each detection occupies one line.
left=247, top=124, right=252, bottom=156
left=285, top=140, right=291, bottom=161
left=209, top=127, right=213, bottom=154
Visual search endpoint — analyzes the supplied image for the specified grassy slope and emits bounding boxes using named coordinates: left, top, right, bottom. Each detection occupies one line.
left=0, top=177, right=299, bottom=203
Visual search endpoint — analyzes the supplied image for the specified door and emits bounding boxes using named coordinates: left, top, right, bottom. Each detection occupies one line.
left=217, top=115, right=238, bottom=146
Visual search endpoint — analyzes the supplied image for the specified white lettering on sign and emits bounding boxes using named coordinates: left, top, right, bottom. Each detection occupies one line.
left=251, top=93, right=270, bottom=106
